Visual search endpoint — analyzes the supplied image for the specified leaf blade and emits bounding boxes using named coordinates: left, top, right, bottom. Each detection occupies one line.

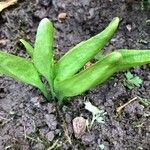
left=33, top=18, right=54, bottom=94
left=55, top=17, right=120, bottom=81
left=20, top=39, right=34, bottom=57
left=117, top=49, right=150, bottom=70
left=54, top=52, right=122, bottom=100
left=0, top=51, right=49, bottom=99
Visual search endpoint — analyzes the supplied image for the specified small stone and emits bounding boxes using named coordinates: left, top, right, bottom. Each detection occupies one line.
left=88, top=8, right=95, bottom=19
left=58, top=13, right=67, bottom=22
left=73, top=116, right=87, bottom=139
left=19, top=103, right=24, bottom=109
left=30, top=97, right=40, bottom=108
left=46, top=131, right=55, bottom=141
left=126, top=24, right=132, bottom=32
left=82, top=133, right=95, bottom=145
left=45, top=114, right=57, bottom=130
left=0, top=39, right=9, bottom=46
left=47, top=103, right=55, bottom=113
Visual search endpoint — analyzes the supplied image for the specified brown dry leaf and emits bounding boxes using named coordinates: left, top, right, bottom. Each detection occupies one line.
left=0, top=0, right=17, bottom=12
left=84, top=61, right=93, bottom=69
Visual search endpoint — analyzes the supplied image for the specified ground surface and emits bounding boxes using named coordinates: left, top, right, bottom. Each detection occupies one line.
left=0, top=0, right=150, bottom=149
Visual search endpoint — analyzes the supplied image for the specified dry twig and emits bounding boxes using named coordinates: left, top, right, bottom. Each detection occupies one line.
left=116, top=97, right=137, bottom=113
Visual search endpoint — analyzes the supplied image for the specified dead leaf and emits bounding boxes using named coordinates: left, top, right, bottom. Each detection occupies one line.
left=84, top=61, right=93, bottom=69
left=0, top=0, right=17, bottom=12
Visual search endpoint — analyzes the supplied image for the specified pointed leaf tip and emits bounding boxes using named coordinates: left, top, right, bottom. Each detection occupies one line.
left=34, top=17, right=54, bottom=96
left=39, top=18, right=53, bottom=27
left=113, top=17, right=119, bottom=23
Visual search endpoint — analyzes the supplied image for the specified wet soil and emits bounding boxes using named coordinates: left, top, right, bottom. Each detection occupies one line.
left=0, top=0, right=150, bottom=149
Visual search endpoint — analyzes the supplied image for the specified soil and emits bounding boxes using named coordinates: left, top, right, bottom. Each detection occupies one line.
left=0, top=0, right=150, bottom=149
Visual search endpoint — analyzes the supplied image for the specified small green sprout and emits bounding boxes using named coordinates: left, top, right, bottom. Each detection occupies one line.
left=124, top=71, right=143, bottom=89
left=84, top=101, right=107, bottom=128
left=0, top=17, right=150, bottom=103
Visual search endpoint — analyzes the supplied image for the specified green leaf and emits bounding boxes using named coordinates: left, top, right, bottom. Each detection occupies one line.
left=117, top=49, right=150, bottom=71
left=33, top=18, right=54, bottom=95
left=0, top=51, right=49, bottom=99
left=124, top=71, right=143, bottom=89
left=20, top=39, right=34, bottom=57
left=94, top=52, right=105, bottom=61
left=55, top=17, right=119, bottom=81
left=125, top=71, right=133, bottom=79
left=54, top=52, right=122, bottom=100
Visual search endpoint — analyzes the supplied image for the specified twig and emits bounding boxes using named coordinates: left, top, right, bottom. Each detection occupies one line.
left=116, top=97, right=137, bottom=113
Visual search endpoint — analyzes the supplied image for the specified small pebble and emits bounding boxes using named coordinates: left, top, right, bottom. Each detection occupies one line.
left=46, top=131, right=55, bottom=141
left=126, top=24, right=132, bottom=32
left=73, top=116, right=87, bottom=139
left=58, top=13, right=67, bottom=22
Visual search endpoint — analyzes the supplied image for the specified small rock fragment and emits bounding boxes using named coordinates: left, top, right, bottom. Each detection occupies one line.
left=82, top=133, right=95, bottom=145
left=46, top=131, right=55, bottom=141
left=0, top=39, right=9, bottom=46
left=45, top=114, right=57, bottom=130
left=126, top=24, right=132, bottom=32
left=73, top=116, right=87, bottom=139
left=30, top=97, right=40, bottom=108
left=58, top=13, right=67, bottom=22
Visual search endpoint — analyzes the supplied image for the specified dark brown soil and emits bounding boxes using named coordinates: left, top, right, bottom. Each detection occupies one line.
left=0, top=0, right=150, bottom=149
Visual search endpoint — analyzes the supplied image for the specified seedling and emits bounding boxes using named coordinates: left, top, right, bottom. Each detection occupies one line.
left=84, top=101, right=107, bottom=128
left=0, top=17, right=150, bottom=103
left=124, top=71, right=143, bottom=89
